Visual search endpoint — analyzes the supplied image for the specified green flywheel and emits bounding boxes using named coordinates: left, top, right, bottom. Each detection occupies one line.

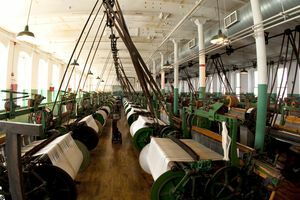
left=151, top=170, right=186, bottom=200
left=132, top=127, right=153, bottom=150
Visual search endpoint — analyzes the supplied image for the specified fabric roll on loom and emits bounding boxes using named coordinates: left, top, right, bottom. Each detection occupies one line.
left=72, top=115, right=100, bottom=150
left=126, top=108, right=149, bottom=126
left=75, top=140, right=91, bottom=172
left=101, top=106, right=111, bottom=115
left=140, top=137, right=223, bottom=180
left=79, top=115, right=99, bottom=133
left=129, top=116, right=166, bottom=150
left=33, top=133, right=83, bottom=180
left=94, top=109, right=108, bottom=126
left=139, top=144, right=151, bottom=174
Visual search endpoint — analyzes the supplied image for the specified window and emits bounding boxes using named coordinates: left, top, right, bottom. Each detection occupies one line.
left=236, top=72, right=241, bottom=97
left=206, top=75, right=213, bottom=93
left=17, top=51, right=32, bottom=106
left=0, top=43, right=8, bottom=110
left=0, top=43, right=8, bottom=89
left=277, top=68, right=287, bottom=98
left=52, top=64, right=60, bottom=90
left=38, top=59, right=48, bottom=93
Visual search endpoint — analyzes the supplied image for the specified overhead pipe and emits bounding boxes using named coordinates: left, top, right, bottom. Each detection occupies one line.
left=146, top=0, right=206, bottom=63
left=175, top=0, right=300, bottom=66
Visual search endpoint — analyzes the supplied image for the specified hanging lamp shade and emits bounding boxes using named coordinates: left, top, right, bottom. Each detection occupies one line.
left=163, top=60, right=172, bottom=69
left=71, top=59, right=79, bottom=66
left=240, top=68, right=248, bottom=75
left=17, top=0, right=35, bottom=43
left=210, top=29, right=228, bottom=45
left=96, top=76, right=100, bottom=80
left=87, top=70, right=93, bottom=75
left=17, top=25, right=35, bottom=42
left=101, top=79, right=105, bottom=82
left=210, top=0, right=229, bottom=45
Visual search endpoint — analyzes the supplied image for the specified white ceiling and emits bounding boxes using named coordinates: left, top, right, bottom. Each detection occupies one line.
left=1, top=0, right=291, bottom=83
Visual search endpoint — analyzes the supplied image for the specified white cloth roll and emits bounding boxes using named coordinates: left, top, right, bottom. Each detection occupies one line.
left=126, top=108, right=148, bottom=120
left=129, top=116, right=165, bottom=137
left=139, top=144, right=151, bottom=174
left=102, top=106, right=111, bottom=114
left=80, top=115, right=99, bottom=133
left=33, top=133, right=83, bottom=179
left=145, top=138, right=223, bottom=180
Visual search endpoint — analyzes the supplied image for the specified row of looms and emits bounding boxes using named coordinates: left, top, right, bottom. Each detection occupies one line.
left=0, top=0, right=299, bottom=199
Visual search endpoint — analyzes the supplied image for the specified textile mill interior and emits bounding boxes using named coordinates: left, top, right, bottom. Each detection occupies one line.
left=0, top=0, right=300, bottom=199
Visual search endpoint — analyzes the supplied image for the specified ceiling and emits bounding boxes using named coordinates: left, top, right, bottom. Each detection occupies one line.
left=0, top=0, right=298, bottom=85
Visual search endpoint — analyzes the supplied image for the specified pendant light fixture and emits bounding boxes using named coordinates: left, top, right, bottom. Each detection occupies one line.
left=240, top=68, right=248, bottom=75
left=210, top=0, right=228, bottom=45
left=96, top=76, right=100, bottom=80
left=71, top=59, right=79, bottom=66
left=87, top=70, right=93, bottom=75
left=163, top=60, right=172, bottom=68
left=17, top=0, right=35, bottom=43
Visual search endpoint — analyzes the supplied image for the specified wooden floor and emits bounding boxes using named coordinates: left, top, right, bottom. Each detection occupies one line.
left=76, top=110, right=153, bottom=200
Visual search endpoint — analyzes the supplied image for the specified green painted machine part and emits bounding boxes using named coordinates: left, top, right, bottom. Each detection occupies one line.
left=151, top=170, right=187, bottom=200
left=127, top=114, right=138, bottom=127
left=75, top=140, right=91, bottom=172
left=151, top=160, right=213, bottom=200
left=132, top=127, right=153, bottom=150
left=93, top=112, right=105, bottom=126
left=187, top=102, right=239, bottom=167
left=166, top=103, right=174, bottom=126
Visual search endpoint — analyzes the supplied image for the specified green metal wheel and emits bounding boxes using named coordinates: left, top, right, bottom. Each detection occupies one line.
left=151, top=170, right=186, bottom=200
left=128, top=113, right=138, bottom=127
left=74, top=140, right=91, bottom=172
left=132, top=127, right=152, bottom=150
left=93, top=113, right=105, bottom=125
left=205, top=166, right=242, bottom=200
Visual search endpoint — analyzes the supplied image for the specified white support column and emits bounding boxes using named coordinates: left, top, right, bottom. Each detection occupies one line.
left=172, top=38, right=179, bottom=115
left=159, top=52, right=165, bottom=93
left=194, top=18, right=206, bottom=98
left=251, top=0, right=268, bottom=151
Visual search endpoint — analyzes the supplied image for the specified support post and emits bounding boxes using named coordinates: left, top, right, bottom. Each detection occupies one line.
left=172, top=39, right=179, bottom=115
left=194, top=18, right=206, bottom=99
left=0, top=122, right=43, bottom=200
left=251, top=0, right=268, bottom=152
left=159, top=52, right=165, bottom=94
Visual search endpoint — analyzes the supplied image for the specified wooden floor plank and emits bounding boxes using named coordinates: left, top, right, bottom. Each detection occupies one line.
left=76, top=111, right=153, bottom=200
